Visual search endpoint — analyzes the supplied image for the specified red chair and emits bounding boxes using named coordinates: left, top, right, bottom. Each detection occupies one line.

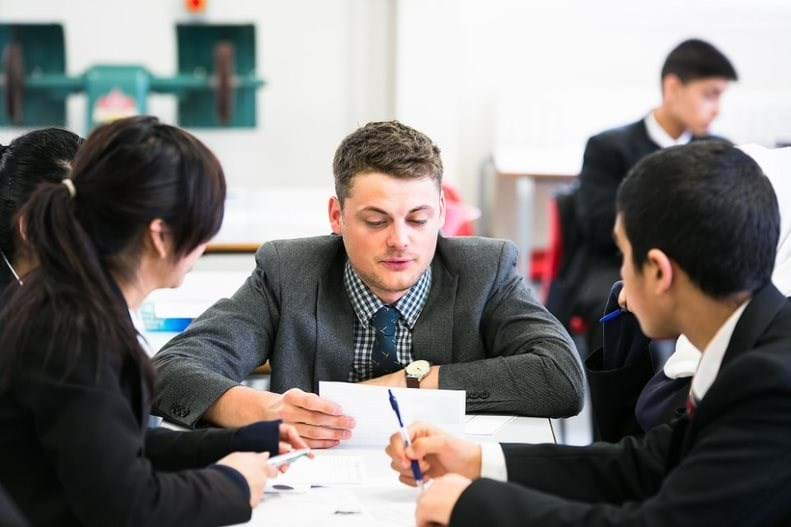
left=541, top=195, right=590, bottom=336
left=441, top=183, right=480, bottom=236
left=540, top=198, right=563, bottom=302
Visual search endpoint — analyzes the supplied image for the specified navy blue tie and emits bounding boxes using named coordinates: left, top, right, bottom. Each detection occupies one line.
left=371, top=305, right=402, bottom=377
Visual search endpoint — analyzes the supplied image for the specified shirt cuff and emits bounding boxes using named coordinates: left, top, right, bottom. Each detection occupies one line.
left=231, top=420, right=282, bottom=457
left=479, top=442, right=508, bottom=482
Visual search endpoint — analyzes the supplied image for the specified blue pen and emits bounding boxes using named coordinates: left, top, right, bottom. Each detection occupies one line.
left=599, top=308, right=624, bottom=323
left=388, top=389, right=425, bottom=491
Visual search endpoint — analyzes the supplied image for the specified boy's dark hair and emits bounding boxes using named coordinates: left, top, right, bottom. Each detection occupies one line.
left=333, top=121, right=442, bottom=206
left=661, top=39, right=738, bottom=84
left=616, top=141, right=778, bottom=298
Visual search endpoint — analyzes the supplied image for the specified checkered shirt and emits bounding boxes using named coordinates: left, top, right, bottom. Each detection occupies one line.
left=343, top=260, right=432, bottom=382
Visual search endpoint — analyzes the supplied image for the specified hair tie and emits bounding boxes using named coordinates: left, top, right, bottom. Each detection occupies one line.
left=62, top=178, right=76, bottom=198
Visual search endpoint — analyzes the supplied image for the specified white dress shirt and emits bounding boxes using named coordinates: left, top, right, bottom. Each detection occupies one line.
left=690, top=301, right=748, bottom=401
left=480, top=442, right=509, bottom=481
left=644, top=111, right=692, bottom=148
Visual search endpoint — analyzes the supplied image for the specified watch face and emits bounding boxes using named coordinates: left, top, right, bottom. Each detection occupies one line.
left=407, top=360, right=430, bottom=377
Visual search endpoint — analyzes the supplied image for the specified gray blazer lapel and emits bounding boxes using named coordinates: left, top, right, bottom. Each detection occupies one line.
left=412, top=257, right=457, bottom=364
left=314, top=256, right=355, bottom=389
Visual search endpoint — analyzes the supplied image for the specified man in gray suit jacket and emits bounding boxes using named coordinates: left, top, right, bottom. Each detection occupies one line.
left=153, top=121, right=583, bottom=448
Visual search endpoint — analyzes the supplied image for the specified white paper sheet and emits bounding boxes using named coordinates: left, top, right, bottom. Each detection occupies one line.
left=319, top=381, right=466, bottom=447
left=267, top=454, right=366, bottom=489
left=238, top=486, right=416, bottom=527
left=464, top=415, right=514, bottom=436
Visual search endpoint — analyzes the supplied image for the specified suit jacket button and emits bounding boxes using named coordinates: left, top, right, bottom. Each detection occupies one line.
left=171, top=404, right=190, bottom=418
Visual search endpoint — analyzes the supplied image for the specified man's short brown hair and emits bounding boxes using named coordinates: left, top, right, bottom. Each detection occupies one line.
left=333, top=121, right=443, bottom=205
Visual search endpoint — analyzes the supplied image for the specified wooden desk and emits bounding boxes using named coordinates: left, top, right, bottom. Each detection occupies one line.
left=206, top=243, right=261, bottom=254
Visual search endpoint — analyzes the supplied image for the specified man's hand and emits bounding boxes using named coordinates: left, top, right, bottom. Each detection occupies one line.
left=416, top=473, right=472, bottom=527
left=277, top=422, right=310, bottom=454
left=270, top=388, right=356, bottom=449
left=385, top=422, right=482, bottom=485
left=204, top=386, right=354, bottom=449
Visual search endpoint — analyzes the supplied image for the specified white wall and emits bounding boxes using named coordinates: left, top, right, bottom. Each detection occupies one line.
left=395, top=0, right=791, bottom=203
left=0, top=0, right=396, bottom=190
left=4, top=0, right=791, bottom=205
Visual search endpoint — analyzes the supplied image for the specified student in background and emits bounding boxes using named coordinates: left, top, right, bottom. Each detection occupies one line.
left=0, top=117, right=308, bottom=527
left=547, top=39, right=738, bottom=352
left=0, top=129, right=83, bottom=295
left=386, top=142, right=791, bottom=526
left=588, top=144, right=791, bottom=442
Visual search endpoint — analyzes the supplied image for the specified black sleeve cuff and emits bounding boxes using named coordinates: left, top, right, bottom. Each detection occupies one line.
left=230, top=420, right=281, bottom=456
left=450, top=478, right=502, bottom=527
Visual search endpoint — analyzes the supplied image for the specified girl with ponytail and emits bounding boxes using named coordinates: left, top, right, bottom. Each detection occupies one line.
left=0, top=117, right=308, bottom=526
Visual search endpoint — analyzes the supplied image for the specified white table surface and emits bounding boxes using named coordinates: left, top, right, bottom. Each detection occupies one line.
left=232, top=416, right=554, bottom=526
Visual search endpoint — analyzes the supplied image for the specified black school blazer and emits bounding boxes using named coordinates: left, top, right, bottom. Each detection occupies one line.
left=452, top=283, right=791, bottom=526
left=0, top=304, right=278, bottom=527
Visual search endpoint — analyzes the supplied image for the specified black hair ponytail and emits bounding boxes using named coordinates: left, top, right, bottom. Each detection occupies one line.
left=0, top=117, right=225, bottom=392
left=0, top=181, right=137, bottom=387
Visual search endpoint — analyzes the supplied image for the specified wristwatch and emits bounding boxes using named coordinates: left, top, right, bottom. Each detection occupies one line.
left=405, top=360, right=431, bottom=388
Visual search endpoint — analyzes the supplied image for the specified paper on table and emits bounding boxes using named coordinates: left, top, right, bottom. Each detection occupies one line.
left=267, top=454, right=366, bottom=489
left=238, top=487, right=415, bottom=527
left=319, top=381, right=465, bottom=447
left=464, top=415, right=514, bottom=435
